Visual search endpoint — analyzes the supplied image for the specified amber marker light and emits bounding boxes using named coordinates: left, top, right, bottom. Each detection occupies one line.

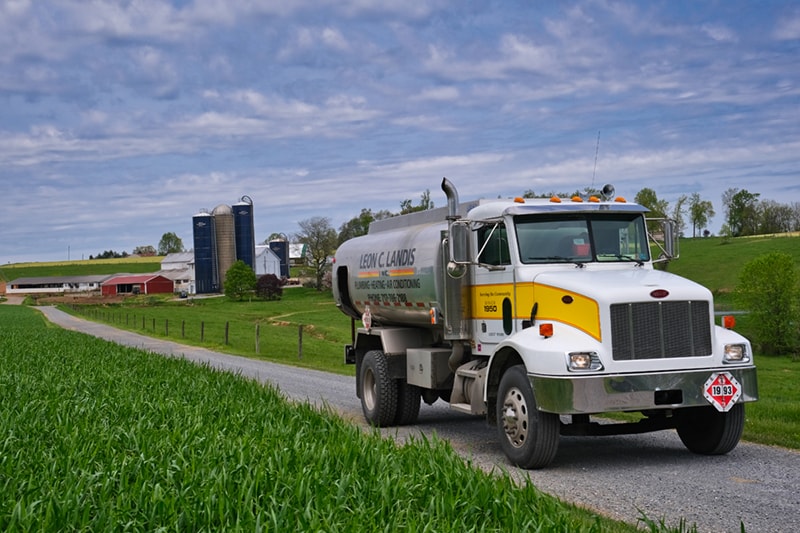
left=722, top=315, right=736, bottom=329
left=588, top=195, right=600, bottom=203
left=550, top=196, right=562, bottom=203
left=539, top=323, right=553, bottom=338
left=514, top=196, right=525, bottom=203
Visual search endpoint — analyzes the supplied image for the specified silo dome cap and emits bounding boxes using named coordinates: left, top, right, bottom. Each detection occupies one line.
left=212, top=204, right=232, bottom=215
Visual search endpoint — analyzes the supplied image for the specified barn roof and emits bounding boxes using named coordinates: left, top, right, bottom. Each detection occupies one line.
left=102, top=274, right=170, bottom=285
left=9, top=275, right=112, bottom=285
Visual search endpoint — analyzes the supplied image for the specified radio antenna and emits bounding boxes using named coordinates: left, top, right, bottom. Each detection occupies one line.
left=591, top=130, right=600, bottom=190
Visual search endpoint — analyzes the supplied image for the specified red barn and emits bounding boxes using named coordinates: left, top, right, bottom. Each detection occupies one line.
left=101, top=274, right=174, bottom=296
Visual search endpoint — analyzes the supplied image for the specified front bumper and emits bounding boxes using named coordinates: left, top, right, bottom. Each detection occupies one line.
left=531, top=366, right=758, bottom=414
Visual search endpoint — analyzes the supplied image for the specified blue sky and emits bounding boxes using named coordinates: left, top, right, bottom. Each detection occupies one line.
left=1, top=0, right=798, bottom=264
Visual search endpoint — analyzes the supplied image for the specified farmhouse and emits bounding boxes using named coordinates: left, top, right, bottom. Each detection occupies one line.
left=101, top=274, right=174, bottom=296
left=159, top=252, right=194, bottom=294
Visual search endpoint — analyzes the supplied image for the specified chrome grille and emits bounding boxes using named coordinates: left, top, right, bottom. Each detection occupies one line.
left=610, top=301, right=712, bottom=360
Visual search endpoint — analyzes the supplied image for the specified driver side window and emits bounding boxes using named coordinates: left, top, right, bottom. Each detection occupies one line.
left=478, top=224, right=511, bottom=265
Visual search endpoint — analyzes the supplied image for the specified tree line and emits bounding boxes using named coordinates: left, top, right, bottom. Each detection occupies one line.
left=634, top=187, right=800, bottom=238
left=90, top=232, right=185, bottom=260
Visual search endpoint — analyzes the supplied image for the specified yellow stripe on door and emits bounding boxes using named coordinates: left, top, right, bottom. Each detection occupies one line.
left=470, top=282, right=601, bottom=341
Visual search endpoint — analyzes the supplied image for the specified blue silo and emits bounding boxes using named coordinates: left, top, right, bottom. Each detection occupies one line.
left=268, top=239, right=290, bottom=278
left=192, top=211, right=219, bottom=294
left=233, top=196, right=256, bottom=270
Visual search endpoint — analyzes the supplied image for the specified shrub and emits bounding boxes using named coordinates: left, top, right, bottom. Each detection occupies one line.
left=256, top=274, right=283, bottom=300
left=733, top=252, right=800, bottom=355
left=223, top=260, right=257, bottom=301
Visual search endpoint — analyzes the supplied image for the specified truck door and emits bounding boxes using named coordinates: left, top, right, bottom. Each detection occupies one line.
left=471, top=222, right=515, bottom=354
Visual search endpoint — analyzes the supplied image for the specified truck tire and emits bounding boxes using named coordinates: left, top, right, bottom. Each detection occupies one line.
left=496, top=365, right=560, bottom=469
left=359, top=350, right=398, bottom=427
left=395, top=381, right=421, bottom=425
left=676, top=403, right=745, bottom=455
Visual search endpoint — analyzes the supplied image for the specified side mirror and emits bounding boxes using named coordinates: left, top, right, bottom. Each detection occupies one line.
left=662, top=219, right=676, bottom=258
left=449, top=220, right=470, bottom=264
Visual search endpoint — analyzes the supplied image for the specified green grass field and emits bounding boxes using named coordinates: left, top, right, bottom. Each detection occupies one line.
left=667, top=234, right=800, bottom=309
left=0, top=256, right=164, bottom=281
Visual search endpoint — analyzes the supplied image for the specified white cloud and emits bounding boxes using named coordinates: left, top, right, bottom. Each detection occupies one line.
left=701, top=23, right=737, bottom=43
left=774, top=12, right=800, bottom=40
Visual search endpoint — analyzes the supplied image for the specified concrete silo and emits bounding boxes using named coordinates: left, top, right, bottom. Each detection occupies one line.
left=212, top=204, right=236, bottom=283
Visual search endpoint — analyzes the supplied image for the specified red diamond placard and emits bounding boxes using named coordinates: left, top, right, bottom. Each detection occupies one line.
left=703, top=372, right=741, bottom=412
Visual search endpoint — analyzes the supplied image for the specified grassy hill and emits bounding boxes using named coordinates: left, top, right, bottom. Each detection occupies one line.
left=0, top=256, right=165, bottom=281
left=666, top=234, right=800, bottom=309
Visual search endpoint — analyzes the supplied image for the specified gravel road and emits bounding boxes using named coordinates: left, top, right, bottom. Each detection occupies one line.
left=36, top=306, right=800, bottom=533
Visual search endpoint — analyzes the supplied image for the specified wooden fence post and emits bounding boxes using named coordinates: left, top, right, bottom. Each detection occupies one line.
left=298, top=324, right=303, bottom=359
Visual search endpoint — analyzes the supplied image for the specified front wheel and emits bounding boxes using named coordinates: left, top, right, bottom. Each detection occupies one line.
left=496, top=365, right=560, bottom=469
left=359, top=350, right=397, bottom=426
left=676, top=403, right=745, bottom=455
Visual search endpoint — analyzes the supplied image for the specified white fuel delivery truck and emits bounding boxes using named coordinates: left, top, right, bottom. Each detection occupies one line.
left=332, top=178, right=758, bottom=468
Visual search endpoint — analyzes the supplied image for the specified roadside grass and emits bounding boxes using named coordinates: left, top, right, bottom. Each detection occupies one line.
left=741, top=354, right=800, bottom=449
left=64, top=288, right=354, bottom=375
left=1, top=305, right=666, bottom=532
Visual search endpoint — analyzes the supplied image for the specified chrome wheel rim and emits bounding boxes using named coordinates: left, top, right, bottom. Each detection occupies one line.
left=501, top=386, right=529, bottom=448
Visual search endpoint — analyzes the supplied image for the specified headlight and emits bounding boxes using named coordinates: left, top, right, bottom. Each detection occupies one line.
left=723, top=343, right=749, bottom=363
left=567, top=351, right=604, bottom=371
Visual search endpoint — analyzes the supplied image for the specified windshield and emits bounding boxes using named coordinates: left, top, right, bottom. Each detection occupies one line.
left=515, top=213, right=650, bottom=264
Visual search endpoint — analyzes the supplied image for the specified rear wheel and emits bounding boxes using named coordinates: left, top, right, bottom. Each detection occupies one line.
left=496, top=365, right=560, bottom=469
left=676, top=403, right=745, bottom=455
left=394, top=381, right=421, bottom=425
left=359, top=350, right=397, bottom=426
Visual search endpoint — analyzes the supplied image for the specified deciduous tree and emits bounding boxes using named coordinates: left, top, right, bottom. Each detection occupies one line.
left=158, top=232, right=185, bottom=255
left=722, top=188, right=760, bottom=237
left=256, top=274, right=283, bottom=300
left=634, top=188, right=669, bottom=234
left=224, top=260, right=257, bottom=301
left=296, top=216, right=337, bottom=291
left=734, top=252, right=799, bottom=355
left=689, top=193, right=715, bottom=238
left=400, top=189, right=434, bottom=214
